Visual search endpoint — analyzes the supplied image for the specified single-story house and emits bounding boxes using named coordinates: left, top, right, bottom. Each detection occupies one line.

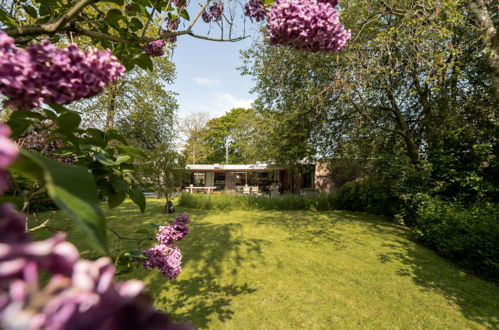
left=186, top=162, right=335, bottom=194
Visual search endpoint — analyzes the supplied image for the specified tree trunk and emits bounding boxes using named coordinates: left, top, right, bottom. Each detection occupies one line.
left=105, top=84, right=117, bottom=130
left=466, top=0, right=499, bottom=100
left=163, top=193, right=169, bottom=214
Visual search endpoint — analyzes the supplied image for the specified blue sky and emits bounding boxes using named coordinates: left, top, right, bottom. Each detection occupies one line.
left=170, top=14, right=260, bottom=120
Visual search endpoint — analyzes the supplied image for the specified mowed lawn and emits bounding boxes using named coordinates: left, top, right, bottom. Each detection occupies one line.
left=32, top=199, right=499, bottom=329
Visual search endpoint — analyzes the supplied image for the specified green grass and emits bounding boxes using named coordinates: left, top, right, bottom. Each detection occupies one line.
left=31, top=199, right=499, bottom=329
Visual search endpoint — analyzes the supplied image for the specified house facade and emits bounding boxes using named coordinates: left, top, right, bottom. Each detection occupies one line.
left=186, top=162, right=333, bottom=194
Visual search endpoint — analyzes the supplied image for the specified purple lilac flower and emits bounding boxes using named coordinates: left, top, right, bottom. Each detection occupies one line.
left=156, top=225, right=176, bottom=245
left=143, top=245, right=182, bottom=280
left=209, top=0, right=224, bottom=21
left=168, top=19, right=180, bottom=31
left=0, top=203, right=27, bottom=244
left=266, top=0, right=351, bottom=52
left=0, top=207, right=191, bottom=329
left=172, top=222, right=189, bottom=241
left=0, top=124, right=18, bottom=169
left=143, top=39, right=166, bottom=57
left=202, top=10, right=212, bottom=23
left=0, top=32, right=126, bottom=109
left=320, top=0, right=339, bottom=6
left=0, top=124, right=18, bottom=195
left=173, top=0, right=189, bottom=8
left=244, top=0, right=267, bottom=22
left=174, top=213, right=190, bottom=225
left=0, top=233, right=79, bottom=282
left=143, top=213, right=190, bottom=279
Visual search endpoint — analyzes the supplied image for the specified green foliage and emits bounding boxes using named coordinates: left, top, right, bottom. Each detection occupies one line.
left=413, top=199, right=499, bottom=281
left=10, top=149, right=108, bottom=254
left=138, top=144, right=188, bottom=211
left=199, top=108, right=265, bottom=164
left=72, top=57, right=177, bottom=140
left=178, top=192, right=337, bottom=211
left=6, top=106, right=148, bottom=252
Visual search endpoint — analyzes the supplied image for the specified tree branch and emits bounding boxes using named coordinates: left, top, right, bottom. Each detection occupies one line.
left=188, top=32, right=247, bottom=42
left=3, top=0, right=98, bottom=38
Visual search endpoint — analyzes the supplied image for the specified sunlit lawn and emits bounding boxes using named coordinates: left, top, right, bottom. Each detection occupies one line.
left=32, top=199, right=499, bottom=329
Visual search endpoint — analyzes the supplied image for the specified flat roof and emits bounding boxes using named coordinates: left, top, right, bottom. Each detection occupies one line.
left=187, top=163, right=287, bottom=171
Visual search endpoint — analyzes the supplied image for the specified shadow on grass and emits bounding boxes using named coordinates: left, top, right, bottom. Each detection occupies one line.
left=146, top=217, right=268, bottom=329
left=378, top=240, right=499, bottom=328
left=253, top=209, right=401, bottom=248
left=254, top=208, right=499, bottom=328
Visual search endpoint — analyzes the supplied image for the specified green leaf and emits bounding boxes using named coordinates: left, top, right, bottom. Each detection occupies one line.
left=48, top=103, right=69, bottom=114
left=116, top=145, right=147, bottom=159
left=129, top=188, right=146, bottom=213
left=0, top=8, right=19, bottom=27
left=110, top=175, right=130, bottom=192
left=23, top=5, right=38, bottom=18
left=130, top=17, right=144, bottom=31
left=135, top=53, right=154, bottom=71
left=55, top=111, right=81, bottom=133
left=179, top=8, right=190, bottom=21
left=104, top=8, right=123, bottom=32
left=6, top=118, right=32, bottom=138
left=10, top=110, right=44, bottom=121
left=95, top=152, right=117, bottom=166
left=108, top=189, right=126, bottom=208
left=115, top=155, right=132, bottom=164
left=105, top=129, right=128, bottom=145
left=9, top=150, right=108, bottom=255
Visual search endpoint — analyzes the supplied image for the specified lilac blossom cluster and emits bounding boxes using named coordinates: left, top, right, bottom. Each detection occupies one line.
left=0, top=204, right=191, bottom=329
left=0, top=31, right=125, bottom=110
left=266, top=0, right=351, bottom=52
left=143, top=39, right=166, bottom=57
left=0, top=124, right=18, bottom=195
left=244, top=0, right=267, bottom=22
left=143, top=213, right=190, bottom=280
left=163, top=18, right=181, bottom=44
left=202, top=0, right=224, bottom=23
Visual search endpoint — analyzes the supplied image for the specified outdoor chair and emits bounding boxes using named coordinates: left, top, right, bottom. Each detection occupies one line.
left=243, top=186, right=250, bottom=195
left=250, top=186, right=261, bottom=196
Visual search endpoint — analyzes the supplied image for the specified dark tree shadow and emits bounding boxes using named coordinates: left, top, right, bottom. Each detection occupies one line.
left=378, top=239, right=499, bottom=328
left=144, top=214, right=268, bottom=329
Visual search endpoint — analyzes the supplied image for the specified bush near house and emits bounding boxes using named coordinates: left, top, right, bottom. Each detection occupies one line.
left=413, top=200, right=499, bottom=281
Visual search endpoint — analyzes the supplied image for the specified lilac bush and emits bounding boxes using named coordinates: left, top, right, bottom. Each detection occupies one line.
left=143, top=213, right=191, bottom=280
left=0, top=32, right=125, bottom=110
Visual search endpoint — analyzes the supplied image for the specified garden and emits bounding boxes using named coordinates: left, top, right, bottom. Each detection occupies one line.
left=0, top=0, right=498, bottom=329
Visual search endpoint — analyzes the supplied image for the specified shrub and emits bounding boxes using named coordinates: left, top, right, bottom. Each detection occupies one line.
left=178, top=192, right=337, bottom=211
left=333, top=181, right=400, bottom=216
left=413, top=199, right=499, bottom=281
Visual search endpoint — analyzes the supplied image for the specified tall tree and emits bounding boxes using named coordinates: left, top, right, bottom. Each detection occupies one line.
left=179, top=112, right=209, bottom=164
left=138, top=144, right=188, bottom=213
left=242, top=0, right=497, bottom=164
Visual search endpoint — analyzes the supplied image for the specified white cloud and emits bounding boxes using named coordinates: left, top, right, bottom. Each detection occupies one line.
left=193, top=77, right=221, bottom=86
left=215, top=93, right=254, bottom=111
left=177, top=92, right=254, bottom=119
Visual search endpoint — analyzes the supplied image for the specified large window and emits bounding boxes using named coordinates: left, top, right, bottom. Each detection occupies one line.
left=193, top=172, right=206, bottom=186
left=214, top=172, right=226, bottom=190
